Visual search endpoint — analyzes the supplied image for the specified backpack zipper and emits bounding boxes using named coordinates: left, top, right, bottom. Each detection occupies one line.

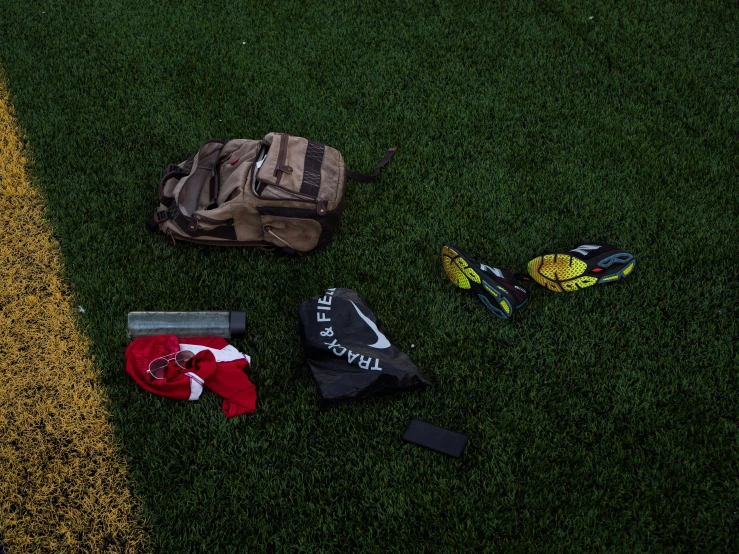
left=252, top=183, right=327, bottom=214
left=264, top=225, right=297, bottom=251
left=267, top=183, right=316, bottom=202
left=187, top=213, right=235, bottom=232
left=194, top=213, right=234, bottom=225
left=168, top=235, right=270, bottom=247
left=251, top=178, right=317, bottom=204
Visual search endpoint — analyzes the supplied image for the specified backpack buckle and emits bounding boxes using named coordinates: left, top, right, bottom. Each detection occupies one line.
left=153, top=210, right=170, bottom=224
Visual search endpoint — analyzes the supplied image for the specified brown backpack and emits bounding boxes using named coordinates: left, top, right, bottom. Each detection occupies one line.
left=147, top=133, right=396, bottom=253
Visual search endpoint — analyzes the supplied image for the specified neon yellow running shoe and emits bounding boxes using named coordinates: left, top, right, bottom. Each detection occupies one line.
left=441, top=245, right=529, bottom=320
left=527, top=243, right=635, bottom=292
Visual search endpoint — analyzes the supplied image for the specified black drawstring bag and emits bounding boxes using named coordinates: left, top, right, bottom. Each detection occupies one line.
left=298, top=288, right=431, bottom=403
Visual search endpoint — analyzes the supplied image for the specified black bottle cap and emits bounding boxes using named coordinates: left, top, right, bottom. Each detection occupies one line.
left=229, top=311, right=247, bottom=338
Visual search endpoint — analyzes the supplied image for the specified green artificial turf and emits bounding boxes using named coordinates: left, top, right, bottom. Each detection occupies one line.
left=1, top=0, right=738, bottom=551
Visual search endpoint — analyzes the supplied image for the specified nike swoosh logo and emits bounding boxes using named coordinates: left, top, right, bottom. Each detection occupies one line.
left=350, top=301, right=391, bottom=349
left=570, top=244, right=600, bottom=256
left=480, top=264, right=503, bottom=278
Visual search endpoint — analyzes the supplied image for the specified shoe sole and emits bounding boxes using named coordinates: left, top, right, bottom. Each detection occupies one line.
left=527, top=252, right=635, bottom=293
left=441, top=245, right=514, bottom=319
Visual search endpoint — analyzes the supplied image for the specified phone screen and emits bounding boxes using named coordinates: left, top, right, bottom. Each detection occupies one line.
left=403, top=419, right=467, bottom=457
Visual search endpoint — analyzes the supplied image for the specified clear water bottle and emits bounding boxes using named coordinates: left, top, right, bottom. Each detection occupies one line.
left=127, top=311, right=246, bottom=339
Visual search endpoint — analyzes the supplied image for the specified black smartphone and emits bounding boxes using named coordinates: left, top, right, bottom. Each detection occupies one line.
left=402, top=418, right=468, bottom=457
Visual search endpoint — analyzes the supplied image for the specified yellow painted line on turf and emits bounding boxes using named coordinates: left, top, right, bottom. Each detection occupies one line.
left=0, top=73, right=148, bottom=551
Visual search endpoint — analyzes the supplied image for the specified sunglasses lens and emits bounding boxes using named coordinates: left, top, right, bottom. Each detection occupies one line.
left=176, top=350, right=194, bottom=368
left=149, top=357, right=168, bottom=379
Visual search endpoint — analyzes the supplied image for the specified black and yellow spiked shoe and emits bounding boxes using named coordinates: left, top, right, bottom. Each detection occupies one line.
left=527, top=243, right=635, bottom=293
left=441, top=244, right=529, bottom=320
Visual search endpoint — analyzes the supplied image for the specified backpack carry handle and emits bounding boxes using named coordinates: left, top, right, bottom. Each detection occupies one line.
left=158, top=169, right=187, bottom=205
left=179, top=142, right=225, bottom=215
left=345, top=147, right=397, bottom=183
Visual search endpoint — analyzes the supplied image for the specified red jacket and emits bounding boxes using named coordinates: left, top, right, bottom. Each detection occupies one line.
left=125, top=335, right=257, bottom=417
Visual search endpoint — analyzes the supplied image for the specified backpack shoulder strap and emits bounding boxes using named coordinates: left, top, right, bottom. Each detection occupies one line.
left=345, top=147, right=397, bottom=183
left=179, top=140, right=225, bottom=214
